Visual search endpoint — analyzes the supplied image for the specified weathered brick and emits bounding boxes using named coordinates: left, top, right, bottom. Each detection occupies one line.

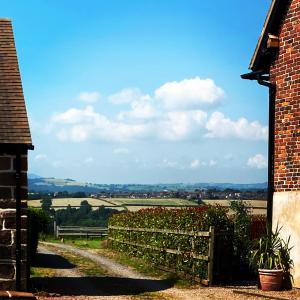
left=270, top=0, right=300, bottom=192
left=4, top=218, right=15, bottom=230
left=0, top=279, right=15, bottom=290
left=0, top=157, right=11, bottom=170
left=0, top=245, right=12, bottom=259
left=0, top=264, right=15, bottom=279
left=0, top=172, right=15, bottom=186
left=0, top=199, right=15, bottom=209
left=0, top=187, right=12, bottom=199
left=13, top=157, right=28, bottom=172
left=0, top=230, right=11, bottom=245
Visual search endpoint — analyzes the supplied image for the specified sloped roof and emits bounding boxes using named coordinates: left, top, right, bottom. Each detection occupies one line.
left=0, top=18, right=32, bottom=147
left=250, top=0, right=291, bottom=71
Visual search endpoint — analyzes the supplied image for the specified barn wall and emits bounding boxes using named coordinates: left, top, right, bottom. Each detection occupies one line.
left=269, top=0, right=300, bottom=288
left=0, top=152, right=28, bottom=290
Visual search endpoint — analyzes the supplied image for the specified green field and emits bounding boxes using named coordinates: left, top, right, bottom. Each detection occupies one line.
left=107, top=197, right=197, bottom=206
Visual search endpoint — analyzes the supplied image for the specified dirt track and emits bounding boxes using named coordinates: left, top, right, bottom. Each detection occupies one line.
left=34, top=242, right=300, bottom=300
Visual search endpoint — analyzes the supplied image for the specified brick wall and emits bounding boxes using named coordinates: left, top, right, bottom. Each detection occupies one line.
left=0, top=152, right=28, bottom=290
left=270, top=0, right=300, bottom=192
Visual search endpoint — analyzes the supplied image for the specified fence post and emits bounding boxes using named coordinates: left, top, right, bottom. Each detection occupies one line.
left=208, top=226, right=215, bottom=285
left=191, top=235, right=195, bottom=277
left=56, top=226, right=59, bottom=238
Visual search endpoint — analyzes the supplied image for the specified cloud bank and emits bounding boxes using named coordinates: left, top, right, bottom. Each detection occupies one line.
left=50, top=77, right=267, bottom=143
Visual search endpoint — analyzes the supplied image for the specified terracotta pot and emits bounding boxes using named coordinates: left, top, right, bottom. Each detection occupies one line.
left=258, top=269, right=283, bottom=291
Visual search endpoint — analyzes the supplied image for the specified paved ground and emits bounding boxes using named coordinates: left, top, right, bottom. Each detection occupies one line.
left=34, top=242, right=300, bottom=300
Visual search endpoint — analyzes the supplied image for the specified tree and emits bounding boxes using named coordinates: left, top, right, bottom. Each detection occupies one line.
left=41, top=196, right=52, bottom=213
left=79, top=200, right=92, bottom=215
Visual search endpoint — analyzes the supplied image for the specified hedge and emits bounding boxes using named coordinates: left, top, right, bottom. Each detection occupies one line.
left=28, top=208, right=50, bottom=262
left=108, top=206, right=233, bottom=282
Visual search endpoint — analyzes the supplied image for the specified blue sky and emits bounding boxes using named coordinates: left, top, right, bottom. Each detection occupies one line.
left=2, top=0, right=272, bottom=183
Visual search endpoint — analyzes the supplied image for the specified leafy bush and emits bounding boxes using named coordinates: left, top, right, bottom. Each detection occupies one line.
left=28, top=208, right=50, bottom=261
left=230, top=201, right=251, bottom=265
left=108, top=206, right=233, bottom=281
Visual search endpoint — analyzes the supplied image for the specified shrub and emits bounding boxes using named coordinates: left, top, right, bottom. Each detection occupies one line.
left=230, top=201, right=251, bottom=265
left=108, top=206, right=233, bottom=281
left=28, top=208, right=50, bottom=261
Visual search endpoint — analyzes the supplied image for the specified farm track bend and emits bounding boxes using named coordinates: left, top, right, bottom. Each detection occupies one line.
left=35, top=242, right=300, bottom=300
left=35, top=242, right=173, bottom=300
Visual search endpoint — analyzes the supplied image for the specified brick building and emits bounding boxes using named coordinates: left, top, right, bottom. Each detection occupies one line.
left=0, top=19, right=33, bottom=290
left=242, top=0, right=300, bottom=287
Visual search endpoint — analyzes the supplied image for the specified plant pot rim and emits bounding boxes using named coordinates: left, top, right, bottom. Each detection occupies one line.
left=258, top=268, right=283, bottom=273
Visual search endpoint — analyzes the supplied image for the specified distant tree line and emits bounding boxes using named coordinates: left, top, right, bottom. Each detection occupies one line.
left=40, top=197, right=118, bottom=227
left=29, top=191, right=87, bottom=200
left=55, top=201, right=118, bottom=227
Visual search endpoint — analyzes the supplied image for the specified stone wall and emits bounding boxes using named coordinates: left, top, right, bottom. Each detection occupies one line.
left=0, top=152, right=28, bottom=290
left=269, top=0, right=300, bottom=289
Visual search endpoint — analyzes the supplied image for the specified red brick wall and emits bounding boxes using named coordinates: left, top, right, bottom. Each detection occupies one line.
left=270, top=0, right=300, bottom=192
left=0, top=152, right=28, bottom=290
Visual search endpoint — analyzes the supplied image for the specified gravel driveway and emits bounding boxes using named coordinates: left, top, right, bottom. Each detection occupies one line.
left=35, top=242, right=300, bottom=300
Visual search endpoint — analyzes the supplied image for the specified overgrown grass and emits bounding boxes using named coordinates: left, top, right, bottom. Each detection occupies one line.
left=30, top=267, right=56, bottom=278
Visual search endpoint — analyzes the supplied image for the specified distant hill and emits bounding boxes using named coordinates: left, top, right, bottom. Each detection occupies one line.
left=28, top=175, right=267, bottom=193
left=28, top=173, right=43, bottom=179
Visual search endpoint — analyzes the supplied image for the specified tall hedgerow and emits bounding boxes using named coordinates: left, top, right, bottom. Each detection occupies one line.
left=109, top=206, right=233, bottom=281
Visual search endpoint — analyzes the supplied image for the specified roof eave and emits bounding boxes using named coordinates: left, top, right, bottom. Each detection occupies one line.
left=0, top=143, right=34, bottom=152
left=249, top=0, right=278, bottom=70
left=249, top=0, right=290, bottom=71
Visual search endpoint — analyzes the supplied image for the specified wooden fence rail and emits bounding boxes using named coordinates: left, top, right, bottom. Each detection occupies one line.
left=108, top=225, right=218, bottom=285
left=56, top=226, right=108, bottom=238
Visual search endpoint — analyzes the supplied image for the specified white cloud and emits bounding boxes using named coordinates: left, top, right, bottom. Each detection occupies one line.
left=51, top=105, right=208, bottom=143
left=52, top=106, right=149, bottom=142
left=108, top=88, right=145, bottom=104
left=205, top=112, right=268, bottom=141
left=209, top=159, right=217, bottom=166
left=52, top=106, right=96, bottom=124
left=78, top=91, right=100, bottom=103
left=113, top=148, right=129, bottom=154
left=84, top=157, right=94, bottom=164
left=159, top=110, right=207, bottom=141
left=118, top=98, right=156, bottom=120
left=247, top=154, right=267, bottom=169
left=160, top=159, right=183, bottom=169
left=155, top=77, right=224, bottom=110
left=190, top=159, right=216, bottom=169
left=190, top=159, right=202, bottom=169
left=35, top=154, right=48, bottom=161
left=52, top=160, right=62, bottom=168
left=49, top=78, right=267, bottom=144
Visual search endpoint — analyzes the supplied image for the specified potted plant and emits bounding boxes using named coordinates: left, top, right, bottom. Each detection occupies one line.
left=249, top=225, right=293, bottom=291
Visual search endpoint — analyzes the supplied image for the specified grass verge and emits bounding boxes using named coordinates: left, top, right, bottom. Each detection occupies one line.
left=30, top=267, right=55, bottom=278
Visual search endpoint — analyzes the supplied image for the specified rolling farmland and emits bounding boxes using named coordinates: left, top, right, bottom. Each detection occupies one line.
left=28, top=197, right=197, bottom=211
left=28, top=197, right=266, bottom=214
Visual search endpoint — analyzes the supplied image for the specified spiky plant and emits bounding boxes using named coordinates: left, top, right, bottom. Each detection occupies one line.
left=249, top=224, right=293, bottom=271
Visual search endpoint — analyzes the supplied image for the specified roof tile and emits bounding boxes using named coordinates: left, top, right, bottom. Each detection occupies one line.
left=0, top=19, right=32, bottom=146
